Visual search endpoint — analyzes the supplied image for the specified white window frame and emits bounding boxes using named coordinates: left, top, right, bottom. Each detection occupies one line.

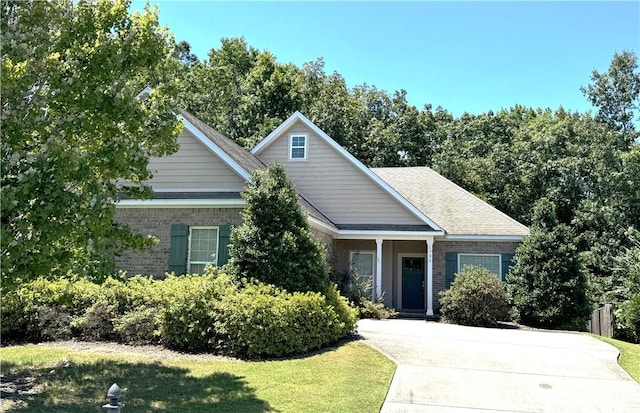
left=187, top=226, right=219, bottom=273
left=349, top=250, right=376, bottom=296
left=289, top=134, right=308, bottom=160
left=458, top=253, right=502, bottom=279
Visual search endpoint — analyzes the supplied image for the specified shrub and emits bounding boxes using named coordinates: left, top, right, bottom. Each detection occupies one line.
left=506, top=198, right=591, bottom=329
left=218, top=282, right=357, bottom=358
left=330, top=270, right=396, bottom=320
left=617, top=294, right=640, bottom=343
left=0, top=292, right=30, bottom=343
left=439, top=265, right=510, bottom=327
left=2, top=271, right=357, bottom=358
left=70, top=300, right=117, bottom=341
left=114, top=306, right=161, bottom=344
left=159, top=272, right=238, bottom=352
left=3, top=277, right=94, bottom=342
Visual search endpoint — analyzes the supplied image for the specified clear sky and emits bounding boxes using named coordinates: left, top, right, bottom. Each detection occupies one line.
left=131, top=1, right=640, bottom=117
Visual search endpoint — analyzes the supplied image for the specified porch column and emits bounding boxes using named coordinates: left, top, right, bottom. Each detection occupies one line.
left=426, top=236, right=434, bottom=316
left=375, top=238, right=383, bottom=300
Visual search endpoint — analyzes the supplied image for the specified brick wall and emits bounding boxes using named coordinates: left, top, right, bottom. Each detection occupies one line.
left=432, top=240, right=520, bottom=311
left=115, top=208, right=244, bottom=277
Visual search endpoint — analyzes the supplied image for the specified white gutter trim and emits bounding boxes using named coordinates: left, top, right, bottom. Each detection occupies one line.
left=178, top=114, right=252, bottom=181
left=443, top=234, right=525, bottom=241
left=307, top=216, right=339, bottom=235
left=336, top=230, right=444, bottom=240
left=116, top=199, right=245, bottom=208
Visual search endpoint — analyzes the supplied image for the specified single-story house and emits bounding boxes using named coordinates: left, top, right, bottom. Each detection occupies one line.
left=116, top=110, right=528, bottom=315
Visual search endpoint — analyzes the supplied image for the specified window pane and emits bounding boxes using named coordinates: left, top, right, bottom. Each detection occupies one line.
left=190, top=263, right=207, bottom=275
left=459, top=255, right=500, bottom=275
left=292, top=136, right=305, bottom=146
left=351, top=252, right=374, bottom=276
left=291, top=147, right=305, bottom=158
left=189, top=228, right=218, bottom=263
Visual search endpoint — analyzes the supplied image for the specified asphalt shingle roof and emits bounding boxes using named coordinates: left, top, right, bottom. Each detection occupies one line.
left=179, top=109, right=266, bottom=174
left=372, top=167, right=529, bottom=237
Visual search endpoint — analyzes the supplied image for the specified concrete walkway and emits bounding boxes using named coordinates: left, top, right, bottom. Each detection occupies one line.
left=357, top=319, right=640, bottom=413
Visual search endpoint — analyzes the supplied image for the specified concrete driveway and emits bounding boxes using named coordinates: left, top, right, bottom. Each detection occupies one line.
left=358, top=319, right=640, bottom=413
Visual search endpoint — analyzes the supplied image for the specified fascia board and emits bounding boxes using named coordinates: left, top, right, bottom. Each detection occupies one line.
left=443, top=234, right=525, bottom=241
left=308, top=216, right=339, bottom=235
left=116, top=199, right=245, bottom=208
left=336, top=230, right=445, bottom=240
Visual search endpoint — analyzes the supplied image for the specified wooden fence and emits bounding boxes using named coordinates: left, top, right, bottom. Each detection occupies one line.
left=587, top=304, right=614, bottom=338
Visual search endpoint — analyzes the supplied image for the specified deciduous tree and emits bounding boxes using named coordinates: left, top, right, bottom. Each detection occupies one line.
left=1, top=0, right=181, bottom=286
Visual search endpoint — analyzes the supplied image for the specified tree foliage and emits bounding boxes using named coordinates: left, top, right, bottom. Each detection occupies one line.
left=506, top=199, right=591, bottom=329
left=228, top=163, right=329, bottom=293
left=1, top=0, right=181, bottom=287
left=581, top=50, right=640, bottom=139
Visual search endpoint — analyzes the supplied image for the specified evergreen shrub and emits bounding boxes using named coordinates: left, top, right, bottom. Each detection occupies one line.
left=506, top=198, right=591, bottom=329
left=439, top=265, right=510, bottom=327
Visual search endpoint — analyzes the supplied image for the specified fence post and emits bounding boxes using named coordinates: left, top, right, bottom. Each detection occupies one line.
left=102, top=383, right=124, bottom=412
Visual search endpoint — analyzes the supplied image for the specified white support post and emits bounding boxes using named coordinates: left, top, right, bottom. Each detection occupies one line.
left=375, top=238, right=383, bottom=300
left=426, top=237, right=434, bottom=316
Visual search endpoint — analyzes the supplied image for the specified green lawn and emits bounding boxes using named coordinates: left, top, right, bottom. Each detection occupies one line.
left=593, top=335, right=640, bottom=383
left=0, top=340, right=395, bottom=413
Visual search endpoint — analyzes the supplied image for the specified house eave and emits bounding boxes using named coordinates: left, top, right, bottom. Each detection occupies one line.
left=442, top=234, right=526, bottom=241
left=336, top=230, right=445, bottom=240
left=116, top=199, right=245, bottom=208
left=308, top=216, right=339, bottom=235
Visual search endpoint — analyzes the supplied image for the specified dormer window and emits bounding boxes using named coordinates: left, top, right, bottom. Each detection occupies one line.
left=290, top=134, right=307, bottom=160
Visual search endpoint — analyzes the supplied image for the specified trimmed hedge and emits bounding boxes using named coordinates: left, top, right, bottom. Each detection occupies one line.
left=1, top=271, right=357, bottom=358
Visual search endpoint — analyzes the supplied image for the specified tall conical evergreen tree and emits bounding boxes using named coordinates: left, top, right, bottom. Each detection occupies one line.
left=507, top=198, right=591, bottom=328
left=228, top=162, right=329, bottom=293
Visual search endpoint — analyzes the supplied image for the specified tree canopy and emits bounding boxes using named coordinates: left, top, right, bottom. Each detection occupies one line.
left=1, top=0, right=181, bottom=287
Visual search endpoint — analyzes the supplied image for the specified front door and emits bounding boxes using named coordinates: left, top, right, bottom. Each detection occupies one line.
left=402, top=257, right=425, bottom=310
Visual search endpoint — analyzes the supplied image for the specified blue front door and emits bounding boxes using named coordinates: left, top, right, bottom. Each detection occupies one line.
left=402, top=257, right=425, bottom=310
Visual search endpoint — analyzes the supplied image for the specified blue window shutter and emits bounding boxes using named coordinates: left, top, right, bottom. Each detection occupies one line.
left=445, top=252, right=458, bottom=289
left=217, top=224, right=231, bottom=266
left=501, top=253, right=515, bottom=280
left=168, top=224, right=189, bottom=275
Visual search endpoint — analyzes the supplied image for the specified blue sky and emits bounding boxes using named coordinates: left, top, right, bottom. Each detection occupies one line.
left=132, top=1, right=639, bottom=117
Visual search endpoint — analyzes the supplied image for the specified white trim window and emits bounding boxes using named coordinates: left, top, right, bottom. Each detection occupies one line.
left=458, top=253, right=502, bottom=279
left=188, top=226, right=219, bottom=274
left=350, top=250, right=375, bottom=297
left=289, top=134, right=308, bottom=160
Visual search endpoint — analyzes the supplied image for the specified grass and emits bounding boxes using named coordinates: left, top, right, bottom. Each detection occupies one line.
left=593, top=335, right=640, bottom=383
left=0, top=340, right=395, bottom=413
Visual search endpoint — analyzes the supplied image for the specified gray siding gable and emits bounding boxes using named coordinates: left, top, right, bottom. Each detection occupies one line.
left=252, top=112, right=443, bottom=231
